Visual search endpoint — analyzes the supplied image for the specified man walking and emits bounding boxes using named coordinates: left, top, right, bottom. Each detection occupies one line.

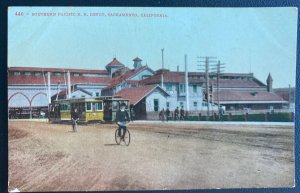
left=174, top=107, right=179, bottom=121
left=165, top=107, right=170, bottom=122
left=71, top=108, right=79, bottom=132
left=180, top=106, right=185, bottom=120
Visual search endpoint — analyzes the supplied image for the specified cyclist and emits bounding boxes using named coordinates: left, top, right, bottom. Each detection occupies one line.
left=116, top=103, right=130, bottom=140
left=72, top=108, right=79, bottom=132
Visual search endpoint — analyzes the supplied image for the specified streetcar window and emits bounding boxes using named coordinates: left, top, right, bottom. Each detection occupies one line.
left=96, top=102, right=103, bottom=111
left=86, top=102, right=92, bottom=111
left=60, top=103, right=70, bottom=111
left=112, top=101, right=119, bottom=110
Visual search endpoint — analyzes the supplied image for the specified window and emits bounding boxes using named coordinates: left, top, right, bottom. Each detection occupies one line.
left=166, top=84, right=172, bottom=91
left=81, top=95, right=85, bottom=98
left=35, top=72, right=42, bottom=76
left=142, top=75, right=151, bottom=80
left=193, top=85, right=197, bottom=93
left=154, top=99, right=159, bottom=112
left=96, top=102, right=103, bottom=111
left=193, top=102, right=197, bottom=107
left=24, top=71, right=31, bottom=75
left=180, top=102, right=184, bottom=108
left=202, top=102, right=207, bottom=107
left=74, top=73, right=80, bottom=77
left=13, top=71, right=20, bottom=75
left=179, top=84, right=185, bottom=93
left=166, top=102, right=170, bottom=108
left=96, top=92, right=100, bottom=97
left=54, top=72, right=61, bottom=76
left=86, top=102, right=92, bottom=111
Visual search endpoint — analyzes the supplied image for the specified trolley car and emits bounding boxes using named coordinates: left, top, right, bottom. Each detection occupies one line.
left=49, top=96, right=130, bottom=123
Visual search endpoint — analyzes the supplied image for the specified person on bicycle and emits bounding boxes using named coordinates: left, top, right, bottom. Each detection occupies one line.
left=116, top=103, right=130, bottom=139
left=72, top=108, right=79, bottom=132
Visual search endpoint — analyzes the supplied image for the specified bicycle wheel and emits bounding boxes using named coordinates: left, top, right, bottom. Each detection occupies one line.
left=115, top=128, right=121, bottom=145
left=123, top=129, right=130, bottom=146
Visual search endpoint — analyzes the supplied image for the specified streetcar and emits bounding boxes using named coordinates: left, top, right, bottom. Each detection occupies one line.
left=48, top=96, right=130, bottom=123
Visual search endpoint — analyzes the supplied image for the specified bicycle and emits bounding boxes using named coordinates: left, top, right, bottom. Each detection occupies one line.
left=115, top=122, right=130, bottom=146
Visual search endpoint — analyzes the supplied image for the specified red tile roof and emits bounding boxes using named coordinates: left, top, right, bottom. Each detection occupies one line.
left=8, top=74, right=112, bottom=85
left=141, top=71, right=265, bottom=87
left=114, top=85, right=168, bottom=105
left=105, top=58, right=125, bottom=68
left=213, top=90, right=287, bottom=103
left=8, top=67, right=109, bottom=75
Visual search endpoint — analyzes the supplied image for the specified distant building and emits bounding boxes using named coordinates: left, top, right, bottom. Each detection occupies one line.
left=8, top=56, right=289, bottom=119
left=114, top=85, right=169, bottom=119
left=273, top=87, right=295, bottom=111
left=7, top=66, right=111, bottom=118
left=211, top=73, right=289, bottom=111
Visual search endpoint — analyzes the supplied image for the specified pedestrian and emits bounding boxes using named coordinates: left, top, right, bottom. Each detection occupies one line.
left=180, top=106, right=185, bottom=120
left=159, top=108, right=165, bottom=121
left=219, top=107, right=225, bottom=121
left=174, top=107, right=179, bottom=121
left=165, top=107, right=170, bottom=122
left=116, top=103, right=130, bottom=139
left=130, top=108, right=135, bottom=121
left=71, top=108, right=79, bottom=132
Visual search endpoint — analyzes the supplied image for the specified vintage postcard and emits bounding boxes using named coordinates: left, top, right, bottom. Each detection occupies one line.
left=8, top=6, right=297, bottom=191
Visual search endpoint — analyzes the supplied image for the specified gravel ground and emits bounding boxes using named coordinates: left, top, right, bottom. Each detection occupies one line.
left=8, top=121, right=294, bottom=191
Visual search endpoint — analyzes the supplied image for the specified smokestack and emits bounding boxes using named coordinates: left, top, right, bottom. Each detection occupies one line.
left=67, top=71, right=71, bottom=99
left=47, top=72, right=51, bottom=104
left=185, top=54, right=189, bottom=111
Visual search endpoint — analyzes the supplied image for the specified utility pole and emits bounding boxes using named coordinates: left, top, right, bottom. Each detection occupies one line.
left=161, top=48, right=164, bottom=89
left=197, top=56, right=217, bottom=120
left=185, top=54, right=189, bottom=111
left=210, top=60, right=225, bottom=120
left=288, top=84, right=291, bottom=110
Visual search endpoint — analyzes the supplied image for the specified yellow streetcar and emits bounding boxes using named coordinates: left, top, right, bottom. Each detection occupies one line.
left=49, top=96, right=130, bottom=123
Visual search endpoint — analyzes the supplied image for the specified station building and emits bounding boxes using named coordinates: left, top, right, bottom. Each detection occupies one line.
left=8, top=56, right=288, bottom=119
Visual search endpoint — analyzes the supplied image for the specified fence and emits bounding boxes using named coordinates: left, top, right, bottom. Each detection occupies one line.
left=146, top=111, right=294, bottom=122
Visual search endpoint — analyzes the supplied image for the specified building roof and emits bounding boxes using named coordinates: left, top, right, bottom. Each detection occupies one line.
left=52, top=87, right=92, bottom=98
left=141, top=71, right=265, bottom=87
left=267, top=73, right=273, bottom=82
left=133, top=57, right=142, bottom=61
left=103, top=65, right=149, bottom=90
left=8, top=67, right=109, bottom=75
left=114, top=85, right=169, bottom=105
left=8, top=74, right=112, bottom=85
left=213, top=90, right=288, bottom=104
left=105, top=58, right=125, bottom=68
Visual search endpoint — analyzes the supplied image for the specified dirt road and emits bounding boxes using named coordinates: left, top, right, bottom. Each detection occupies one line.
left=8, top=121, right=294, bottom=191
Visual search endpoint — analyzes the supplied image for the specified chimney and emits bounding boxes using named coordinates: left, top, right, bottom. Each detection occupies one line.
left=177, top=66, right=179, bottom=72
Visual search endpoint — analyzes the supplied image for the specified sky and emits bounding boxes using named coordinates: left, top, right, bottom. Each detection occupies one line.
left=8, top=7, right=298, bottom=88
